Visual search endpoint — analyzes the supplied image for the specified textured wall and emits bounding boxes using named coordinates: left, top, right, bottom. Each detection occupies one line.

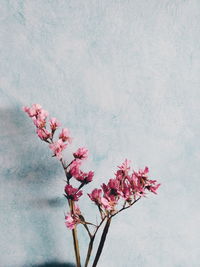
left=0, top=1, right=199, bottom=267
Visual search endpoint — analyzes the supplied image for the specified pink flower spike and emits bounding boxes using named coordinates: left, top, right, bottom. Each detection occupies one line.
left=73, top=147, right=88, bottom=160
left=59, top=128, right=72, bottom=143
left=50, top=117, right=61, bottom=131
left=49, top=139, right=67, bottom=159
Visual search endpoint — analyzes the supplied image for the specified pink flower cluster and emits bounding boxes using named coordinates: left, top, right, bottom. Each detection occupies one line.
left=65, top=148, right=94, bottom=184
left=88, top=159, right=160, bottom=214
left=23, top=104, right=71, bottom=159
left=65, top=204, right=81, bottom=230
left=23, top=104, right=95, bottom=230
left=23, top=104, right=160, bottom=235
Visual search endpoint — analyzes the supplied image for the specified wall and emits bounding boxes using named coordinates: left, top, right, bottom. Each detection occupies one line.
left=0, top=1, right=199, bottom=266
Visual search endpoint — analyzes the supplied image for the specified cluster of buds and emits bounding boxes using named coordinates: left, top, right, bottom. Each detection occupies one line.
left=88, top=159, right=160, bottom=217
left=23, top=104, right=71, bottom=159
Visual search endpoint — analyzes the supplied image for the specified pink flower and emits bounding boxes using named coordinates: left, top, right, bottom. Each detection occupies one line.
left=65, top=213, right=77, bottom=229
left=101, top=197, right=116, bottom=211
left=76, top=171, right=94, bottom=184
left=64, top=185, right=83, bottom=201
left=33, top=117, right=46, bottom=129
left=73, top=147, right=88, bottom=160
left=134, top=167, right=149, bottom=180
left=118, top=159, right=131, bottom=173
left=36, top=128, right=51, bottom=141
left=121, top=183, right=132, bottom=201
left=65, top=204, right=81, bottom=229
left=107, top=179, right=121, bottom=196
left=59, top=128, right=72, bottom=143
left=49, top=139, right=67, bottom=159
left=88, top=188, right=102, bottom=205
left=69, top=159, right=82, bottom=177
left=38, top=109, right=49, bottom=120
left=88, top=188, right=115, bottom=211
left=50, top=117, right=61, bottom=131
left=23, top=104, right=49, bottom=119
left=73, top=203, right=81, bottom=215
left=146, top=180, right=161, bottom=194
left=23, top=104, right=42, bottom=117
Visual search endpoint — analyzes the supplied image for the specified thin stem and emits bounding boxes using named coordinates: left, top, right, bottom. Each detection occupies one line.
left=84, top=235, right=94, bottom=267
left=70, top=200, right=81, bottom=267
left=84, top=217, right=106, bottom=267
left=72, top=226, right=81, bottom=267
left=89, top=198, right=141, bottom=267
left=98, top=205, right=104, bottom=220
left=83, top=224, right=92, bottom=239
left=92, top=218, right=112, bottom=267
left=111, top=197, right=141, bottom=218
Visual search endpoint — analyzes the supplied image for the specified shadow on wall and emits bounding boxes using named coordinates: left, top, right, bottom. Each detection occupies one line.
left=28, top=262, right=75, bottom=267
left=0, top=106, right=61, bottom=183
left=0, top=106, right=69, bottom=264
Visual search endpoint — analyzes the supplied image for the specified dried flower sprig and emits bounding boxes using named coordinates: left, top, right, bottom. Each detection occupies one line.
left=23, top=104, right=160, bottom=267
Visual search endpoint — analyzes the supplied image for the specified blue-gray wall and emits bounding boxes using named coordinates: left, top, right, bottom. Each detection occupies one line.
left=0, top=1, right=199, bottom=266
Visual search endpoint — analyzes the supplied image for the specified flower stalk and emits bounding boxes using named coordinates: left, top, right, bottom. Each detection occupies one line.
left=23, top=104, right=161, bottom=267
left=92, top=217, right=112, bottom=267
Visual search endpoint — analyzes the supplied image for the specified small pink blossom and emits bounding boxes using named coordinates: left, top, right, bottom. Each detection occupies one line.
left=76, top=171, right=94, bottom=184
left=73, top=203, right=81, bottom=215
left=65, top=213, right=76, bottom=229
left=88, top=188, right=115, bottom=211
left=88, top=188, right=102, bottom=205
left=101, top=197, right=113, bottom=211
left=118, top=159, right=131, bottom=173
left=38, top=109, right=49, bottom=120
left=64, top=185, right=83, bottom=201
left=33, top=117, right=46, bottom=129
left=134, top=167, right=149, bottom=181
left=121, top=183, right=132, bottom=201
left=146, top=180, right=161, bottom=194
left=73, top=147, right=88, bottom=160
left=23, top=104, right=42, bottom=117
left=49, top=139, right=67, bottom=159
left=65, top=204, right=81, bottom=229
left=69, top=159, right=82, bottom=177
left=107, top=179, right=121, bottom=196
left=59, top=128, right=72, bottom=143
left=37, top=128, right=51, bottom=141
left=50, top=117, right=61, bottom=131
